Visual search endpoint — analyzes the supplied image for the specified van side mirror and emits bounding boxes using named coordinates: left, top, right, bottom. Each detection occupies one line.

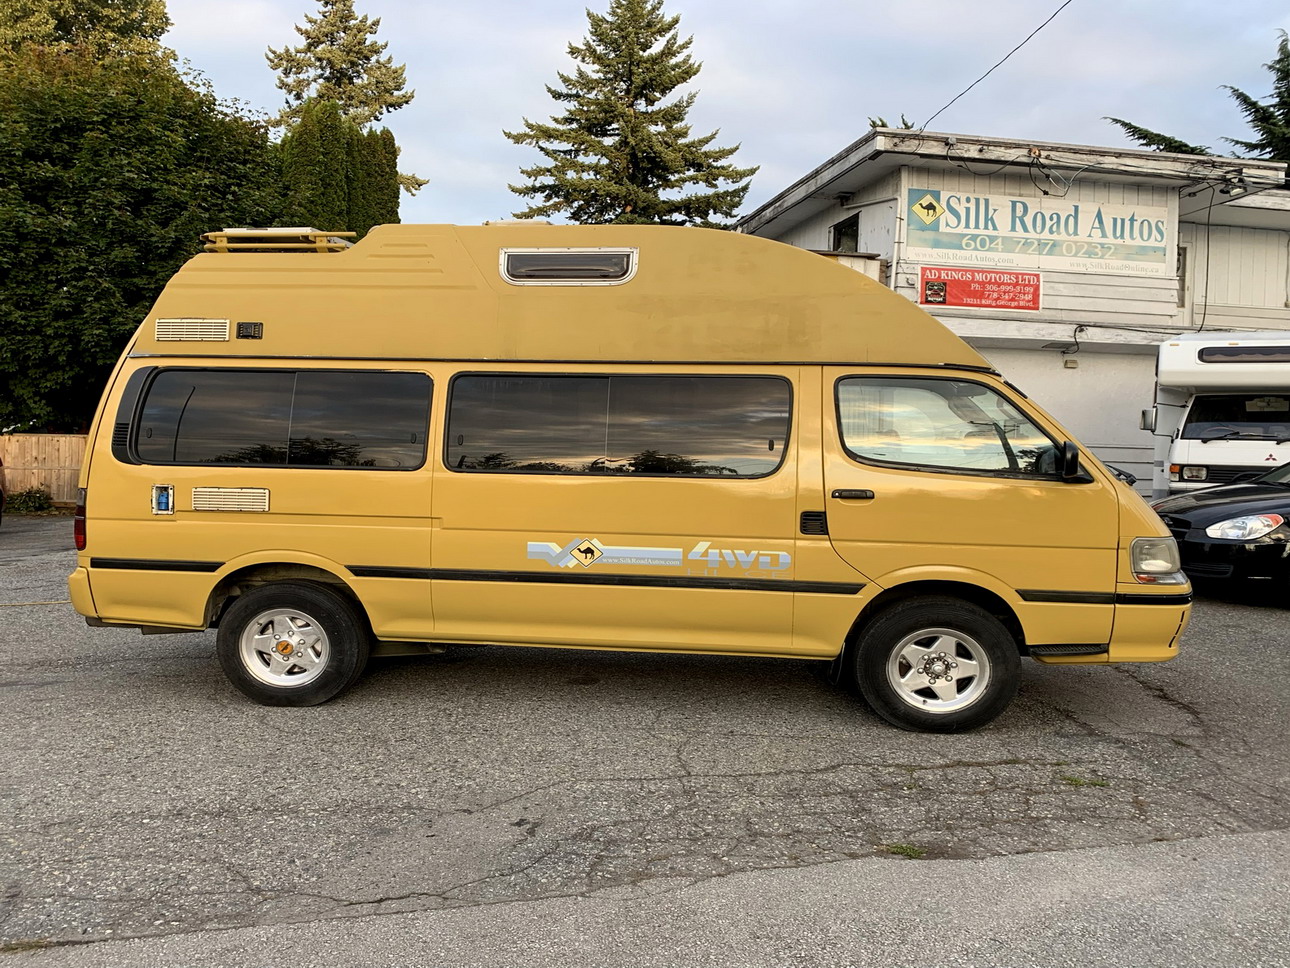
left=1060, top=440, right=1087, bottom=482
left=1140, top=408, right=1157, bottom=433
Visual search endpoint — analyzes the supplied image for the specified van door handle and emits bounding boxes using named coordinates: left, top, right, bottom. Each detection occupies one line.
left=831, top=489, right=875, bottom=500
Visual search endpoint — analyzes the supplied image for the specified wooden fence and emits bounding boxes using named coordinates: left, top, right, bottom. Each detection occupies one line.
left=0, top=434, right=88, bottom=504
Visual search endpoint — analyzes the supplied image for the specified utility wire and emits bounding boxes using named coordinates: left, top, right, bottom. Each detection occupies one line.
left=917, top=0, right=1077, bottom=132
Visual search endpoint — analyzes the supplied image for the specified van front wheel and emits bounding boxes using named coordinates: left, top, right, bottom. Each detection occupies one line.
left=216, top=581, right=370, bottom=706
left=854, top=597, right=1020, bottom=732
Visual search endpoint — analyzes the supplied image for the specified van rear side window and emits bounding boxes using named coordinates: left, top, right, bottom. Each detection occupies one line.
left=134, top=369, right=431, bottom=468
left=446, top=374, right=790, bottom=477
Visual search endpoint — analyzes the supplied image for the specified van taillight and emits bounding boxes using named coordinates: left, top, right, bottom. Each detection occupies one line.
left=74, top=489, right=87, bottom=551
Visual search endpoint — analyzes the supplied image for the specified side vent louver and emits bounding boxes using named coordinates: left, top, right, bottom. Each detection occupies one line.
left=155, top=318, right=230, bottom=341
left=192, top=487, right=270, bottom=512
left=111, top=423, right=130, bottom=447
left=800, top=511, right=829, bottom=535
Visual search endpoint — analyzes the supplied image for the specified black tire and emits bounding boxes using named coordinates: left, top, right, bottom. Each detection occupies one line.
left=216, top=581, right=371, bottom=707
left=853, top=597, right=1020, bottom=732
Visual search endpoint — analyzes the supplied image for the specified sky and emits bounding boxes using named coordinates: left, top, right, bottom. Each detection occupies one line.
left=163, top=0, right=1289, bottom=226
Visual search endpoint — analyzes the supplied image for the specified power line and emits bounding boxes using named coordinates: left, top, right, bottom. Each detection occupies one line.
left=918, top=0, right=1077, bottom=133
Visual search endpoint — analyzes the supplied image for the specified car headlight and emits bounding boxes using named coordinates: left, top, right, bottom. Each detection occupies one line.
left=1204, top=513, right=1285, bottom=541
left=1130, top=536, right=1187, bottom=584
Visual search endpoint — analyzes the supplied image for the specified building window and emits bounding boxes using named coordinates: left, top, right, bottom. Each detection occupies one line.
left=446, top=374, right=791, bottom=477
left=830, top=214, right=859, bottom=253
left=135, top=369, right=431, bottom=468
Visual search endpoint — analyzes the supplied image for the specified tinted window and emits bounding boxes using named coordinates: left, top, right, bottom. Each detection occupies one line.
left=503, top=250, right=634, bottom=283
left=447, top=375, right=790, bottom=477
left=837, top=376, right=1059, bottom=477
left=137, top=371, right=292, bottom=465
left=1198, top=345, right=1290, bottom=363
left=136, top=369, right=430, bottom=468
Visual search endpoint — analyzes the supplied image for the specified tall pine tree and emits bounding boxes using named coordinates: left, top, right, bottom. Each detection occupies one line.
left=1106, top=31, right=1290, bottom=160
left=267, top=0, right=411, bottom=127
left=267, top=0, right=424, bottom=194
left=277, top=99, right=399, bottom=237
left=505, top=0, right=757, bottom=225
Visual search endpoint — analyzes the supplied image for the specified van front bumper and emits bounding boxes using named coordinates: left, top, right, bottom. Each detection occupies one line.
left=1029, top=591, right=1190, bottom=665
left=1106, top=598, right=1190, bottom=662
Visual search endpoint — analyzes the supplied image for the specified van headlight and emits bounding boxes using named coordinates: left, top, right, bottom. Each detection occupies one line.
left=1130, top=536, right=1187, bottom=584
left=1204, top=513, right=1285, bottom=541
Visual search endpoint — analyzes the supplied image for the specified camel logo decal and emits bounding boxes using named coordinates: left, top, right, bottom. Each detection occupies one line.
left=528, top=538, right=682, bottom=569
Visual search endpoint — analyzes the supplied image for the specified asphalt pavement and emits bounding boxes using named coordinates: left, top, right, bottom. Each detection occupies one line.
left=1, top=514, right=1288, bottom=967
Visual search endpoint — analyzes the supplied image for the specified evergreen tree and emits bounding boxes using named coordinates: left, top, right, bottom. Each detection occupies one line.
left=1107, top=31, right=1290, bottom=160
left=266, top=0, right=426, bottom=194
left=266, top=0, right=413, bottom=128
left=868, top=115, right=915, bottom=129
left=1224, top=30, right=1290, bottom=159
left=504, top=0, right=758, bottom=225
left=279, top=99, right=352, bottom=232
left=277, top=99, right=400, bottom=237
left=0, top=0, right=169, bottom=56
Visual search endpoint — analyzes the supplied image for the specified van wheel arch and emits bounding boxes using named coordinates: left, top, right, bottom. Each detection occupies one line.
left=206, top=564, right=361, bottom=629
left=831, top=580, right=1026, bottom=687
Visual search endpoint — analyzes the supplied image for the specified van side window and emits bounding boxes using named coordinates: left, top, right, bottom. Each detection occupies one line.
left=447, top=375, right=790, bottom=477
left=135, top=369, right=431, bottom=469
left=837, top=376, right=1059, bottom=478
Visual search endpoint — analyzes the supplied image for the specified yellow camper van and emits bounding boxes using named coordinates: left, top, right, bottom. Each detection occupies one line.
left=69, top=224, right=1190, bottom=731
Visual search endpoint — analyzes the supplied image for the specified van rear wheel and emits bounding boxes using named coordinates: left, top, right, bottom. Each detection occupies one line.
left=216, top=581, right=370, bottom=707
left=854, top=597, right=1020, bottom=732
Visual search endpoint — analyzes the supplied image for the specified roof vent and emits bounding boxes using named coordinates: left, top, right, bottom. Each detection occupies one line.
left=201, top=227, right=356, bottom=253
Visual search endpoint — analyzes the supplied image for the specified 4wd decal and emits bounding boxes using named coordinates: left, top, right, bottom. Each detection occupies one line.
left=528, top=538, right=791, bottom=572
left=687, top=541, right=790, bottom=571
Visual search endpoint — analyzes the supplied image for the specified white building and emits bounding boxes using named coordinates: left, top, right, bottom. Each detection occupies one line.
left=737, top=129, right=1290, bottom=484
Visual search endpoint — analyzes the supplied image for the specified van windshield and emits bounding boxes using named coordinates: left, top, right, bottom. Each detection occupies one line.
left=1180, top=394, right=1290, bottom=441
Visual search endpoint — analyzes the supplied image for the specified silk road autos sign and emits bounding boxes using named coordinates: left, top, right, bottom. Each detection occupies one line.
left=906, top=188, right=1170, bottom=277
left=919, top=267, right=1040, bottom=311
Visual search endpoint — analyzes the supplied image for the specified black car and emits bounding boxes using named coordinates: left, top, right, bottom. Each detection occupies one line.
left=1153, top=462, right=1290, bottom=585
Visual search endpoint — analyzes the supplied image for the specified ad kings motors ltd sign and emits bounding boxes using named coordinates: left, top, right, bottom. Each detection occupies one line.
left=906, top=188, right=1171, bottom=277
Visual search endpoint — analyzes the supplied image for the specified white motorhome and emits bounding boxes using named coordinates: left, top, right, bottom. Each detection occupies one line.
left=1143, top=333, right=1290, bottom=497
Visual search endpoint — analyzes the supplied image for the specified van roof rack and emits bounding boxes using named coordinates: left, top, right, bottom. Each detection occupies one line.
left=201, top=227, right=357, bottom=253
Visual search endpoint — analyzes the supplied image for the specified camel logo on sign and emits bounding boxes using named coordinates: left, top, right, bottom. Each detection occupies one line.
left=912, top=193, right=945, bottom=226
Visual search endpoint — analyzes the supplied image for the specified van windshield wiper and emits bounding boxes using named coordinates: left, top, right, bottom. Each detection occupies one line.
left=1199, top=430, right=1282, bottom=443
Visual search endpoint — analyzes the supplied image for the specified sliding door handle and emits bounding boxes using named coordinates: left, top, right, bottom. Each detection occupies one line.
left=831, top=489, right=875, bottom=500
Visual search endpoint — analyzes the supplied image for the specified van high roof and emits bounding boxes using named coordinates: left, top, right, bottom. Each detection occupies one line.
left=133, top=224, right=991, bottom=370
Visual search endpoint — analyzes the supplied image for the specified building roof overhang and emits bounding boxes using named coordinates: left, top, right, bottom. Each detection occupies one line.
left=737, top=129, right=1290, bottom=237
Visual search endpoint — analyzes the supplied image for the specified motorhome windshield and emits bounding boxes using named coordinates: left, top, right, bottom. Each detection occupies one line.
left=1180, top=394, right=1290, bottom=441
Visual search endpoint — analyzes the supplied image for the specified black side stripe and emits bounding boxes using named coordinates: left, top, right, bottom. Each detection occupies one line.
left=1019, top=589, right=1193, bottom=606
left=348, top=566, right=863, bottom=595
left=91, top=557, right=222, bottom=573
left=1115, top=592, right=1193, bottom=606
left=1018, top=590, right=1115, bottom=604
